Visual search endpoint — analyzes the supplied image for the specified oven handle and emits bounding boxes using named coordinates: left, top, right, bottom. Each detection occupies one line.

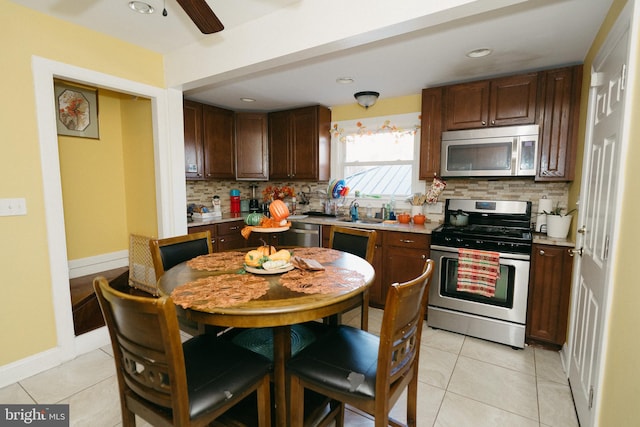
left=430, top=244, right=531, bottom=261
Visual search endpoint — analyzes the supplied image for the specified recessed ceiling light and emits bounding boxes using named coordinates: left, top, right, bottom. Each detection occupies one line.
left=466, top=48, right=493, bottom=58
left=240, top=98, right=256, bottom=103
left=128, top=1, right=154, bottom=14
left=336, top=77, right=354, bottom=84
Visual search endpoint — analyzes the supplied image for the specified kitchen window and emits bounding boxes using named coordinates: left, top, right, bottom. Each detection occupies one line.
left=331, top=113, right=422, bottom=199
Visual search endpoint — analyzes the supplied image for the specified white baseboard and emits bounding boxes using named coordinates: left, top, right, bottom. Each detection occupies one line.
left=68, top=250, right=129, bottom=279
left=0, top=327, right=111, bottom=389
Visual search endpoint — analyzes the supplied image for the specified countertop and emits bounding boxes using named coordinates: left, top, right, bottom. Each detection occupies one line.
left=533, top=233, right=575, bottom=247
left=188, top=213, right=575, bottom=246
left=189, top=212, right=442, bottom=234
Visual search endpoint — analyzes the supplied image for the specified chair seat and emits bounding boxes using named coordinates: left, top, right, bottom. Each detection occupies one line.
left=286, top=326, right=379, bottom=399
left=183, top=335, right=272, bottom=418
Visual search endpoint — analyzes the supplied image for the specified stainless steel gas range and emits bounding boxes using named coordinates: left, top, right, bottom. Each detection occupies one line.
left=427, top=199, right=533, bottom=348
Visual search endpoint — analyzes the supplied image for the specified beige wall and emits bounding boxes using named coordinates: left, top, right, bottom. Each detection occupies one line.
left=0, top=0, right=163, bottom=364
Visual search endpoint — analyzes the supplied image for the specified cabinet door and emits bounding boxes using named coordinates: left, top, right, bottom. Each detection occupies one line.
left=184, top=100, right=203, bottom=180
left=526, top=244, right=573, bottom=347
left=490, top=73, right=537, bottom=126
left=216, top=220, right=246, bottom=251
left=444, top=80, right=490, bottom=130
left=536, top=66, right=582, bottom=181
left=290, top=106, right=318, bottom=180
left=381, top=232, right=430, bottom=306
left=236, top=113, right=268, bottom=180
left=203, top=105, right=236, bottom=179
left=268, top=110, right=291, bottom=180
left=188, top=224, right=217, bottom=249
left=419, top=87, right=443, bottom=180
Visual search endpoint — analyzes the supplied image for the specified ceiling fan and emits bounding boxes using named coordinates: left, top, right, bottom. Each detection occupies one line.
left=175, top=0, right=224, bottom=34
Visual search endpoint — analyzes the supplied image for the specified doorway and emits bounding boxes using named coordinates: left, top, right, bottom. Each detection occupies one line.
left=32, top=56, right=184, bottom=367
left=567, top=3, right=633, bottom=426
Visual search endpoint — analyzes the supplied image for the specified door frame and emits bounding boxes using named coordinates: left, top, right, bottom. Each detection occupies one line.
left=0, top=57, right=187, bottom=386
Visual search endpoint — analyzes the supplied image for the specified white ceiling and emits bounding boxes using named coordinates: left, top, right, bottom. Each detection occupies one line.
left=12, top=0, right=613, bottom=112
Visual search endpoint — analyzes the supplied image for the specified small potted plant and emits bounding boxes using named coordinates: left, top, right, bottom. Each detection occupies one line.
left=544, top=203, right=577, bottom=239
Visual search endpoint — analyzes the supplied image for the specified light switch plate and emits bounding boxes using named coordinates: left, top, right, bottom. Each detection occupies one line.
left=0, top=198, right=27, bottom=216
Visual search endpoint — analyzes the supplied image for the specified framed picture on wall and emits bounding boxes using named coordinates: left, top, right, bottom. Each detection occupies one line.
left=54, top=81, right=100, bottom=139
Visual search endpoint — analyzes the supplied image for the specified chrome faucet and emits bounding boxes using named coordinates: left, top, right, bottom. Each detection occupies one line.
left=298, top=184, right=311, bottom=205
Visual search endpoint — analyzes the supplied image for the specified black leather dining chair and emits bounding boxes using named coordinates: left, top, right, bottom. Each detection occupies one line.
left=149, top=231, right=213, bottom=335
left=149, top=231, right=213, bottom=280
left=287, top=259, right=434, bottom=427
left=93, top=276, right=272, bottom=427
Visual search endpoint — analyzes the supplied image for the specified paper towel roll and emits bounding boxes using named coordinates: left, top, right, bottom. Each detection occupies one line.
left=536, top=198, right=554, bottom=232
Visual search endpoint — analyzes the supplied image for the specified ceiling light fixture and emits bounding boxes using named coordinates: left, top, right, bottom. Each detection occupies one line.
left=354, top=91, right=380, bottom=109
left=240, top=98, right=256, bottom=103
left=128, top=1, right=154, bottom=14
left=466, top=48, right=493, bottom=58
left=336, top=77, right=354, bottom=84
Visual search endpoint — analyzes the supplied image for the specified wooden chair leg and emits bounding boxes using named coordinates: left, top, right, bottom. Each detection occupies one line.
left=361, top=289, right=370, bottom=331
left=256, top=376, right=271, bottom=427
left=406, top=372, right=419, bottom=427
left=289, top=375, right=304, bottom=427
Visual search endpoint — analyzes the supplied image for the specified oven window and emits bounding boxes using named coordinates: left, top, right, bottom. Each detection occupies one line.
left=440, top=258, right=515, bottom=308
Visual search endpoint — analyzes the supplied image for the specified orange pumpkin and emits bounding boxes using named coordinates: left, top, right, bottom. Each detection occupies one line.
left=257, top=245, right=277, bottom=257
left=269, top=200, right=290, bottom=221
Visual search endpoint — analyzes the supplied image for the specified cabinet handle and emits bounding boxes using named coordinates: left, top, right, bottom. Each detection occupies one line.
left=219, top=238, right=225, bottom=242
left=491, top=120, right=495, bottom=125
left=229, top=226, right=239, bottom=231
left=482, top=121, right=487, bottom=126
left=539, top=250, right=545, bottom=255
left=422, top=254, right=427, bottom=260
left=400, top=239, right=415, bottom=243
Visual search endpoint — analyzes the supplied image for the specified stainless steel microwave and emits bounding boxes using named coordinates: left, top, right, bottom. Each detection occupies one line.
left=441, top=124, right=539, bottom=178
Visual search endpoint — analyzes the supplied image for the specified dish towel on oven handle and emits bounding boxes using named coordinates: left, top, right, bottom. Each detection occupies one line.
left=457, top=248, right=500, bottom=297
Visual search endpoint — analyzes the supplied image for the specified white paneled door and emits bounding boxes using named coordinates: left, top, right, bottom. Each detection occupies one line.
left=568, top=4, right=632, bottom=427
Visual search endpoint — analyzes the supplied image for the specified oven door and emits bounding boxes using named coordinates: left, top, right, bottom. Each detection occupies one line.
left=428, top=245, right=530, bottom=324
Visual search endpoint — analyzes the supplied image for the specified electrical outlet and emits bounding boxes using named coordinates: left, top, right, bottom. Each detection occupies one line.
left=0, top=198, right=27, bottom=216
left=424, top=202, right=442, bottom=214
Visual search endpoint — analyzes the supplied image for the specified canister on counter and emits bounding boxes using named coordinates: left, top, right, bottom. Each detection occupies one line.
left=230, top=189, right=241, bottom=214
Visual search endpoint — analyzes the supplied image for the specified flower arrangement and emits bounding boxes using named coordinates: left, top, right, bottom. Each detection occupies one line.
left=262, top=185, right=295, bottom=202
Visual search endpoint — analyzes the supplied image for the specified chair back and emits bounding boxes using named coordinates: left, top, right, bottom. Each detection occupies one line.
left=377, top=259, right=434, bottom=393
left=93, top=277, right=192, bottom=423
left=329, top=226, right=377, bottom=264
left=149, top=231, right=213, bottom=279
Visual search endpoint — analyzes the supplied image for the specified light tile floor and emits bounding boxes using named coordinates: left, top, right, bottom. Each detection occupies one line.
left=0, top=308, right=578, bottom=427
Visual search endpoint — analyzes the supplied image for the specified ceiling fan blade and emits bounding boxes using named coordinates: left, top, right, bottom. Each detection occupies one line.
left=175, top=0, right=224, bottom=34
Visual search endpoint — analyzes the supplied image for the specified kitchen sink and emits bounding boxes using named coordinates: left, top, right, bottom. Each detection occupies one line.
left=336, top=217, right=385, bottom=224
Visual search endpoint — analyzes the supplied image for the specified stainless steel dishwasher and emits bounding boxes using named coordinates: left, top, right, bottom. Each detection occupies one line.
left=280, top=222, right=321, bottom=247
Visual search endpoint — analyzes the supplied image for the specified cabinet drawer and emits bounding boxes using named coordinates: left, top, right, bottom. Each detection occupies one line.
left=383, top=231, right=429, bottom=249
left=217, top=220, right=244, bottom=236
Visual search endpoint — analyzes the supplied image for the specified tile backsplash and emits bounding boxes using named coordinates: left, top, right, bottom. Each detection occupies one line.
left=186, top=178, right=570, bottom=226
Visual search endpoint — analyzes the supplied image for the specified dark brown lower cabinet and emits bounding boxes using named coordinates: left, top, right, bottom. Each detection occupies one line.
left=188, top=219, right=246, bottom=252
left=526, top=243, right=573, bottom=348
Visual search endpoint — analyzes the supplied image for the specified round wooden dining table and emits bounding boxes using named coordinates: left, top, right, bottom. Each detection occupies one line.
left=157, top=247, right=375, bottom=427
